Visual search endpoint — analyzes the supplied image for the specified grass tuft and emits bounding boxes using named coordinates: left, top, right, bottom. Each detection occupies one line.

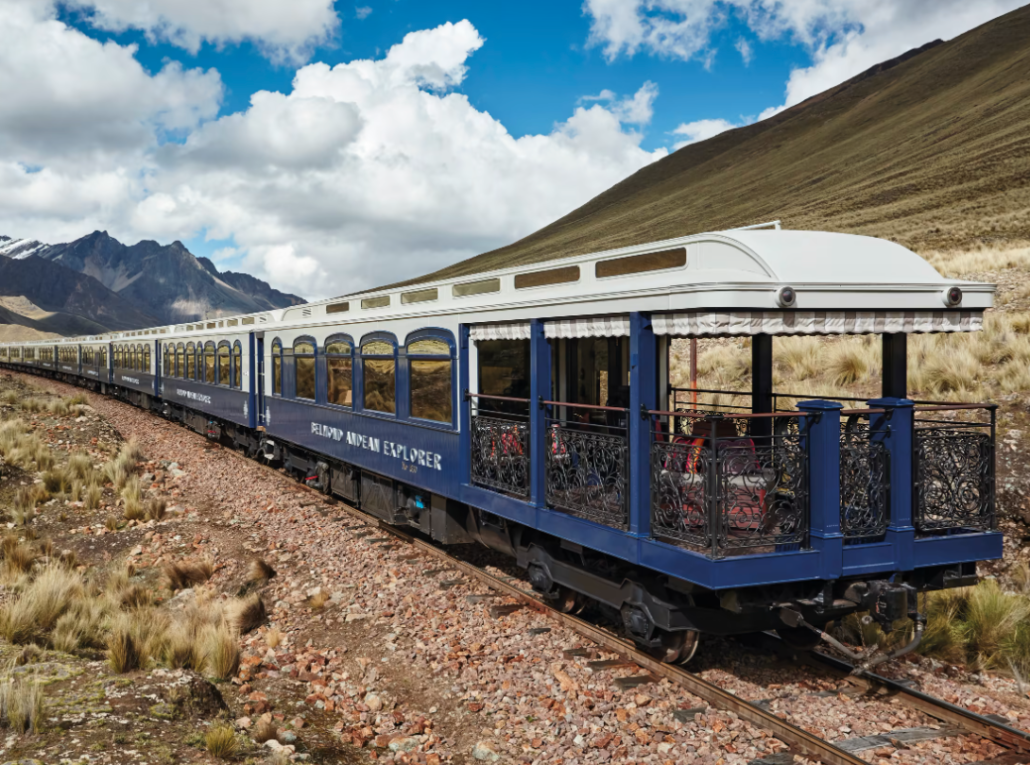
left=205, top=723, right=239, bottom=759
left=0, top=676, right=45, bottom=733
left=163, top=560, right=214, bottom=591
left=229, top=593, right=267, bottom=635
left=247, top=558, right=276, bottom=583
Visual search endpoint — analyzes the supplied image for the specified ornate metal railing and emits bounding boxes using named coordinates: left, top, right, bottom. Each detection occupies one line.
left=839, top=411, right=890, bottom=542
left=469, top=395, right=531, bottom=499
left=650, top=412, right=809, bottom=557
left=544, top=402, right=629, bottom=530
left=913, top=405, right=996, bottom=533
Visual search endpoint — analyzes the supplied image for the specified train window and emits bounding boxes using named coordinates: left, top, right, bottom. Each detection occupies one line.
left=227, top=319, right=238, bottom=327
left=143, top=346, right=151, bottom=373
left=232, top=342, right=242, bottom=389
left=133, top=345, right=139, bottom=371
left=407, top=334, right=453, bottom=424
left=453, top=278, right=501, bottom=298
left=361, top=337, right=396, bottom=414
left=176, top=344, right=184, bottom=379
left=401, top=288, right=438, bottom=305
left=361, top=296, right=390, bottom=310
left=204, top=342, right=216, bottom=384
left=325, top=337, right=352, bottom=407
left=326, top=302, right=349, bottom=314
left=595, top=248, right=686, bottom=279
left=100, top=348, right=107, bottom=367
left=271, top=340, right=282, bottom=396
left=514, top=265, right=579, bottom=290
left=186, top=343, right=196, bottom=379
left=218, top=344, right=231, bottom=386
left=164, top=347, right=171, bottom=376
left=294, top=339, right=316, bottom=400
left=477, top=339, right=530, bottom=400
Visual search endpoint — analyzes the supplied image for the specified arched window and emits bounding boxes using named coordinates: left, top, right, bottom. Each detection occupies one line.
left=232, top=342, right=242, bottom=389
left=204, top=342, right=216, bottom=384
left=186, top=343, right=196, bottom=380
left=164, top=346, right=171, bottom=376
left=271, top=339, right=282, bottom=396
left=115, top=346, right=122, bottom=369
left=361, top=334, right=396, bottom=414
left=100, top=347, right=107, bottom=367
left=175, top=344, right=184, bottom=379
left=218, top=343, right=231, bottom=386
left=406, top=332, right=454, bottom=423
left=293, top=338, right=316, bottom=400
left=325, top=335, right=353, bottom=407
left=143, top=345, right=151, bottom=374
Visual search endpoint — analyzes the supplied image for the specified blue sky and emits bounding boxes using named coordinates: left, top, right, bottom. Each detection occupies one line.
left=58, top=1, right=806, bottom=153
left=3, top=1, right=1023, bottom=297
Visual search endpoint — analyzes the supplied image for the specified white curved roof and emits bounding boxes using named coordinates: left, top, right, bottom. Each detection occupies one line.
left=722, top=230, right=947, bottom=284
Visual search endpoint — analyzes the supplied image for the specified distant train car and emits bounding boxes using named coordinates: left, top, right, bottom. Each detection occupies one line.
left=0, top=228, right=1000, bottom=664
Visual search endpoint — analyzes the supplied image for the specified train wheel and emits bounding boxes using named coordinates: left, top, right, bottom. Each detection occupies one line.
left=553, top=586, right=581, bottom=614
left=651, top=629, right=700, bottom=665
left=776, top=625, right=823, bottom=651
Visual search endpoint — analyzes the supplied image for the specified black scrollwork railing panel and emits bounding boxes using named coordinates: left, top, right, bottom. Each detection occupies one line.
left=650, top=439, right=711, bottom=548
left=546, top=426, right=629, bottom=529
left=840, top=436, right=889, bottom=541
left=914, top=428, right=994, bottom=532
left=714, top=431, right=808, bottom=552
left=470, top=415, right=530, bottom=498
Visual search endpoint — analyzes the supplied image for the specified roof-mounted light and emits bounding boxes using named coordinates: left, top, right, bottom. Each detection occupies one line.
left=943, top=286, right=963, bottom=307
left=776, top=286, right=797, bottom=308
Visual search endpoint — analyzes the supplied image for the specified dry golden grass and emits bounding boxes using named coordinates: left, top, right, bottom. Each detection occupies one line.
left=305, top=590, right=329, bottom=610
left=247, top=558, right=276, bottom=583
left=0, top=565, right=84, bottom=645
left=107, top=614, right=145, bottom=673
left=84, top=483, right=103, bottom=511
left=144, top=498, right=167, bottom=522
left=265, top=627, right=283, bottom=649
left=205, top=724, right=239, bottom=759
left=229, top=593, right=267, bottom=635
left=201, top=625, right=240, bottom=680
left=163, top=559, right=215, bottom=591
left=0, top=391, right=18, bottom=406
left=66, top=451, right=94, bottom=482
left=0, top=676, right=45, bottom=733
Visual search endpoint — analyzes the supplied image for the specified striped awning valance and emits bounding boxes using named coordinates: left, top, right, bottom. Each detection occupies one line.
left=471, top=316, right=630, bottom=341
left=652, top=311, right=983, bottom=337
left=470, top=322, right=531, bottom=341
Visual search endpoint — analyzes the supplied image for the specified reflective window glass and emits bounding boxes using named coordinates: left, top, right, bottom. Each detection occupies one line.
left=411, top=360, right=451, bottom=422
left=218, top=346, right=231, bottom=386
left=271, top=341, right=282, bottom=395
left=233, top=345, right=242, bottom=388
left=363, top=359, right=395, bottom=414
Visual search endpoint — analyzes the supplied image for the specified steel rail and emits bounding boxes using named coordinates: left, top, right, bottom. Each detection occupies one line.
left=7, top=370, right=1019, bottom=763
left=761, top=634, right=1030, bottom=753
left=315, top=499, right=867, bottom=765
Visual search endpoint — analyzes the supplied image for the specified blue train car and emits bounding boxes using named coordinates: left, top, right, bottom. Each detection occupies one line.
left=0, top=228, right=1002, bottom=665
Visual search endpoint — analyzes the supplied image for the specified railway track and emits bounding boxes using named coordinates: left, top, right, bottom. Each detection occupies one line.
left=241, top=442, right=1030, bottom=765
left=14, top=372, right=1024, bottom=765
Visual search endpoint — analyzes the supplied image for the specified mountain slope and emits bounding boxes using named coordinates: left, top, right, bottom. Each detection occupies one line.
left=0, top=256, right=160, bottom=334
left=18, top=231, right=305, bottom=325
left=402, top=5, right=1030, bottom=286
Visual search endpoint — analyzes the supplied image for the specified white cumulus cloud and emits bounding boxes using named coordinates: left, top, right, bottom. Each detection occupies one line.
left=65, top=0, right=339, bottom=63
left=583, top=0, right=1026, bottom=111
left=0, top=15, right=667, bottom=300
left=670, top=117, right=739, bottom=148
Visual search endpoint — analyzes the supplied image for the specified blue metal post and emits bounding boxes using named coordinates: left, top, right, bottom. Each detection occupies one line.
left=869, top=397, right=915, bottom=571
left=797, top=400, right=843, bottom=579
left=396, top=345, right=410, bottom=420
left=629, top=312, right=656, bottom=537
left=458, top=324, right=472, bottom=486
left=529, top=319, right=550, bottom=508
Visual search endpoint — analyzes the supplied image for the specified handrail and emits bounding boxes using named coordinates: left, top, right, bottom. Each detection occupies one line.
left=914, top=403, right=998, bottom=412
left=648, top=409, right=807, bottom=419
left=466, top=392, right=531, bottom=404
left=839, top=408, right=886, bottom=416
left=671, top=386, right=753, bottom=396
left=540, top=399, right=628, bottom=413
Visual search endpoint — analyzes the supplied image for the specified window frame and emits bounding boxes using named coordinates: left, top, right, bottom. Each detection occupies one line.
left=359, top=331, right=398, bottom=417
left=271, top=339, right=283, bottom=396
left=292, top=336, right=317, bottom=401
left=186, top=342, right=196, bottom=380
left=232, top=341, right=243, bottom=389
left=203, top=341, right=216, bottom=384
left=324, top=333, right=354, bottom=409
left=217, top=341, right=232, bottom=387
left=176, top=343, right=185, bottom=379
left=143, top=344, right=150, bottom=374
left=404, top=328, right=456, bottom=428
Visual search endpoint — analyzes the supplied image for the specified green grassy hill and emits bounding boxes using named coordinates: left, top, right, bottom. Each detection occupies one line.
left=405, top=5, right=1030, bottom=286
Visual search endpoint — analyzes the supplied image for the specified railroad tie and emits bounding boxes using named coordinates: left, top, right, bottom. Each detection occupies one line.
left=489, top=603, right=524, bottom=618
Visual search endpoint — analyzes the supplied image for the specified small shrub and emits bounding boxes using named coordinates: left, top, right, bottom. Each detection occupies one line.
left=205, top=723, right=239, bottom=759
left=47, top=399, right=70, bottom=417
left=103, top=462, right=129, bottom=491
left=19, top=398, right=43, bottom=414
left=1, top=565, right=84, bottom=645
left=42, top=469, right=71, bottom=495
left=84, top=483, right=103, bottom=511
left=120, top=438, right=144, bottom=465
left=229, top=594, right=266, bottom=635
left=67, top=451, right=93, bottom=481
left=161, top=622, right=197, bottom=670
left=1, top=538, right=37, bottom=576
left=123, top=498, right=145, bottom=522
left=144, top=498, right=166, bottom=522
left=105, top=516, right=120, bottom=532
left=107, top=616, right=143, bottom=673
left=67, top=392, right=89, bottom=406
left=69, top=480, right=83, bottom=503
left=265, top=627, right=283, bottom=649
left=201, top=624, right=240, bottom=680
left=247, top=558, right=276, bottom=583
left=305, top=590, right=329, bottom=610
left=0, top=391, right=18, bottom=406
left=163, top=560, right=214, bottom=591
left=0, top=677, right=45, bottom=733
